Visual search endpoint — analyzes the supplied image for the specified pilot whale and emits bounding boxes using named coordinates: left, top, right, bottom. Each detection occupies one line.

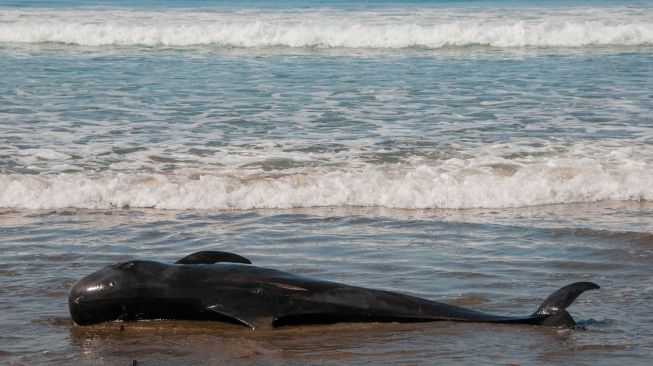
left=69, top=251, right=599, bottom=328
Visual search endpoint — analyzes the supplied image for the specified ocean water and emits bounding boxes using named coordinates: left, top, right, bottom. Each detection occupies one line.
left=1, top=0, right=652, bottom=364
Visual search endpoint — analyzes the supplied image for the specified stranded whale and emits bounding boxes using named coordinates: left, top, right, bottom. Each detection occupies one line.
left=69, top=251, right=599, bottom=328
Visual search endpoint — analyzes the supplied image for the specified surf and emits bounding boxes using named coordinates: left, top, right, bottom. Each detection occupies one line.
left=1, top=7, right=652, bottom=48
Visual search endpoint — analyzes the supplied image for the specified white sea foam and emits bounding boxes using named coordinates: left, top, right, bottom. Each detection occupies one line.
left=0, top=7, right=652, bottom=48
left=1, top=158, right=651, bottom=210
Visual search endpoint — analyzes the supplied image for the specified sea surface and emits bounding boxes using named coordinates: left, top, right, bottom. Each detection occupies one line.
left=1, top=0, right=652, bottom=365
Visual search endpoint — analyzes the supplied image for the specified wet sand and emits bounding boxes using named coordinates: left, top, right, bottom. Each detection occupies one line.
left=1, top=202, right=652, bottom=365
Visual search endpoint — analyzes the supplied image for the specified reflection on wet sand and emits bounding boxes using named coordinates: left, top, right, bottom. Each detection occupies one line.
left=68, top=320, right=574, bottom=365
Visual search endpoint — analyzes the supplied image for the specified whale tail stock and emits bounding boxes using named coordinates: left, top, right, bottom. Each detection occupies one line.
left=529, top=282, right=600, bottom=327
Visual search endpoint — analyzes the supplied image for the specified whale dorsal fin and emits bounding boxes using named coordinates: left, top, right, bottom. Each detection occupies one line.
left=175, top=251, right=252, bottom=265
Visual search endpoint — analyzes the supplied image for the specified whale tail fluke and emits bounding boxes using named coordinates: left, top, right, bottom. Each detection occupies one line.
left=531, top=282, right=599, bottom=326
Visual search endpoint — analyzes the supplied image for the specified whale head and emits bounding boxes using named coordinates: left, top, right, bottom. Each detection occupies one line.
left=68, top=260, right=168, bottom=325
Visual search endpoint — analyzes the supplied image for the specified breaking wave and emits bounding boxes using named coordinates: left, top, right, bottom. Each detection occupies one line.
left=1, top=162, right=651, bottom=210
left=1, top=8, right=652, bottom=48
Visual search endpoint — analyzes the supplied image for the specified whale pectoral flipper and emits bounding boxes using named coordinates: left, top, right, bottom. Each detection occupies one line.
left=175, top=251, right=252, bottom=265
left=531, top=281, right=600, bottom=326
left=205, top=305, right=266, bottom=329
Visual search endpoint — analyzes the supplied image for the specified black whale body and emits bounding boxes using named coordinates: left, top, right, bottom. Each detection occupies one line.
left=69, top=251, right=599, bottom=328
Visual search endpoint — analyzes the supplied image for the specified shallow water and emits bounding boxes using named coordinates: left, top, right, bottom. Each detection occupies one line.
left=1, top=202, right=652, bottom=365
left=2, top=4, right=653, bottom=210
